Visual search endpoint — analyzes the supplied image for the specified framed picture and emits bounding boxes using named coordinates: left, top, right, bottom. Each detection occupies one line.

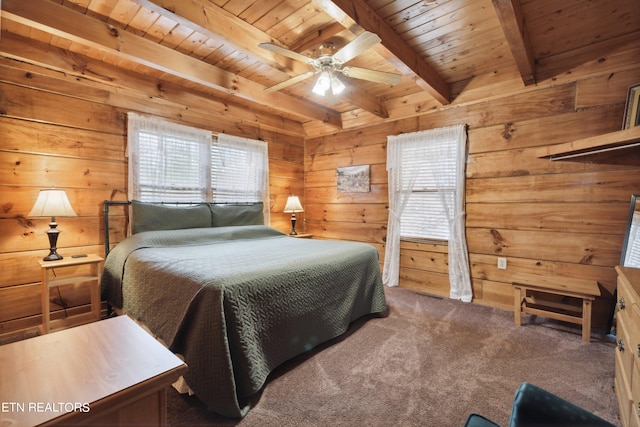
left=337, top=165, right=370, bottom=193
left=622, top=83, right=640, bottom=129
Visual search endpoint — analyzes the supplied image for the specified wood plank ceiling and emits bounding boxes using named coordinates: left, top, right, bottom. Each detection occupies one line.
left=1, top=0, right=639, bottom=137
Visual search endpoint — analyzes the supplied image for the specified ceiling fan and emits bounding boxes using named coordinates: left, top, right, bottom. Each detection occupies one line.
left=259, top=31, right=402, bottom=97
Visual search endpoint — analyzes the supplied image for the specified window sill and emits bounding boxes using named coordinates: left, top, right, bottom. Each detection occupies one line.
left=401, top=237, right=448, bottom=245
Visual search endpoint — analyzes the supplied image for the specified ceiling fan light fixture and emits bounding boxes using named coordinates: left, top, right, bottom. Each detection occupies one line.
left=260, top=31, right=400, bottom=95
left=330, top=74, right=345, bottom=95
left=312, top=70, right=332, bottom=96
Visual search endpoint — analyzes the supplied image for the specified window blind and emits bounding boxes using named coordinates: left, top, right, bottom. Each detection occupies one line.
left=211, top=142, right=262, bottom=202
left=128, top=113, right=268, bottom=209
left=137, top=131, right=209, bottom=202
left=398, top=136, right=457, bottom=241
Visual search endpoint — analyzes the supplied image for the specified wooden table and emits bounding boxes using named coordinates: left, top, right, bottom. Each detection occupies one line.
left=39, top=254, right=103, bottom=334
left=0, top=316, right=187, bottom=426
left=511, top=273, right=600, bottom=343
left=288, top=233, right=313, bottom=238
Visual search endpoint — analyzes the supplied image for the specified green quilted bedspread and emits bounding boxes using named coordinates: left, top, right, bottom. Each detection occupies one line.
left=101, top=225, right=387, bottom=418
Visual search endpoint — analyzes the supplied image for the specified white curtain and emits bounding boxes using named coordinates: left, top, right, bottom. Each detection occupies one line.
left=383, top=124, right=472, bottom=302
left=216, top=134, right=270, bottom=224
left=127, top=112, right=212, bottom=201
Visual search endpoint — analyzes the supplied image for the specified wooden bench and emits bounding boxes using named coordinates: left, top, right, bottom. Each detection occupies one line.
left=511, top=273, right=601, bottom=343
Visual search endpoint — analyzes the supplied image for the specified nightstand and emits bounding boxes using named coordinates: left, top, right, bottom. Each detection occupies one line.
left=39, top=254, right=103, bottom=334
left=289, top=233, right=313, bottom=238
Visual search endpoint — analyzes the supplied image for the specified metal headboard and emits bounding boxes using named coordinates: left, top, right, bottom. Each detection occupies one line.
left=103, top=200, right=131, bottom=257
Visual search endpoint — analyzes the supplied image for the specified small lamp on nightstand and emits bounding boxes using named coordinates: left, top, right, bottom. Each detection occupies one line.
left=28, top=188, right=78, bottom=261
left=283, top=195, right=304, bottom=235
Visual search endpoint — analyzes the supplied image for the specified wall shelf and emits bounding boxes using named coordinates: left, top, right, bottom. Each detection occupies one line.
left=537, top=127, right=640, bottom=161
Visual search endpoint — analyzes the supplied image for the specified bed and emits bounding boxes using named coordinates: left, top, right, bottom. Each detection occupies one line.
left=101, top=200, right=387, bottom=418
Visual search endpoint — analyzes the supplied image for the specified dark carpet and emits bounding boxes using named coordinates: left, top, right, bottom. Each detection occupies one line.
left=167, top=286, right=620, bottom=427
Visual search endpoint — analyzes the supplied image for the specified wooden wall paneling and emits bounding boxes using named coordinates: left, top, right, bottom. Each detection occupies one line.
left=467, top=148, right=622, bottom=179
left=469, top=253, right=617, bottom=285
left=468, top=106, right=625, bottom=155
left=305, top=144, right=387, bottom=172
left=465, top=228, right=622, bottom=268
left=0, top=216, right=104, bottom=253
left=304, top=202, right=389, bottom=224
left=575, top=67, right=640, bottom=110
left=400, top=248, right=448, bottom=275
left=1, top=151, right=126, bottom=189
left=403, top=84, right=576, bottom=132
left=306, top=220, right=387, bottom=244
left=269, top=158, right=304, bottom=177
left=472, top=279, right=514, bottom=310
left=466, top=202, right=629, bottom=235
left=0, top=283, right=41, bottom=325
left=305, top=184, right=388, bottom=206
left=467, top=170, right=640, bottom=204
left=0, top=82, right=125, bottom=133
left=0, top=187, right=120, bottom=220
left=2, top=117, right=125, bottom=162
left=399, top=267, right=450, bottom=297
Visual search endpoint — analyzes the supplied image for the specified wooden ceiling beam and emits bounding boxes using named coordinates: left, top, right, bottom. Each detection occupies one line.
left=289, top=22, right=345, bottom=54
left=132, top=0, right=310, bottom=76
left=492, top=0, right=536, bottom=86
left=133, top=0, right=390, bottom=119
left=1, top=0, right=342, bottom=129
left=314, top=0, right=451, bottom=105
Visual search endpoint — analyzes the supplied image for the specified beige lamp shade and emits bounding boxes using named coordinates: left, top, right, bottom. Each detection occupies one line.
left=28, top=189, right=78, bottom=218
left=283, top=196, right=303, bottom=235
left=28, top=189, right=77, bottom=261
left=283, top=196, right=304, bottom=213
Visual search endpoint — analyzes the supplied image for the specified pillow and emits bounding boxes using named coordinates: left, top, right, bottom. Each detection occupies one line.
left=210, top=203, right=264, bottom=227
left=131, top=200, right=212, bottom=234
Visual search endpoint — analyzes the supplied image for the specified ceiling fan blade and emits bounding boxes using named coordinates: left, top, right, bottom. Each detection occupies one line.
left=332, top=31, right=382, bottom=64
left=264, top=72, right=315, bottom=93
left=259, top=42, right=314, bottom=64
left=341, top=66, right=402, bottom=86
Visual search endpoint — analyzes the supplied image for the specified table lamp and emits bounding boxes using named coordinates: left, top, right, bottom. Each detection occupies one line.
left=283, top=196, right=304, bottom=235
left=28, top=189, right=78, bottom=261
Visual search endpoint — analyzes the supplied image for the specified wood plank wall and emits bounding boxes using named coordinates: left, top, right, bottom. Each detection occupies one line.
left=305, top=45, right=640, bottom=330
left=0, top=33, right=304, bottom=334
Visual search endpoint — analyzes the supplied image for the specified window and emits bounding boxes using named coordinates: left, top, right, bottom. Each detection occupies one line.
left=127, top=113, right=269, bottom=214
left=383, top=125, right=471, bottom=301
left=398, top=140, right=456, bottom=241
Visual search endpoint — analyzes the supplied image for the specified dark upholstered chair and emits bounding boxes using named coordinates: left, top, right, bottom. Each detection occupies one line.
left=463, top=382, right=616, bottom=427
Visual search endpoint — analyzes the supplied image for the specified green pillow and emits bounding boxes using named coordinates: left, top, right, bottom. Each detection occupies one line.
left=210, top=203, right=264, bottom=227
left=131, top=201, right=212, bottom=234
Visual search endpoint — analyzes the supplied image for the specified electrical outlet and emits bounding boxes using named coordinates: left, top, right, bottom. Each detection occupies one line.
left=497, top=257, right=507, bottom=270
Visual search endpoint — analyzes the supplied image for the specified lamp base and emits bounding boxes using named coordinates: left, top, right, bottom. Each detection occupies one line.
left=43, top=220, right=63, bottom=261
left=289, top=213, right=298, bottom=235
left=43, top=251, right=63, bottom=262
